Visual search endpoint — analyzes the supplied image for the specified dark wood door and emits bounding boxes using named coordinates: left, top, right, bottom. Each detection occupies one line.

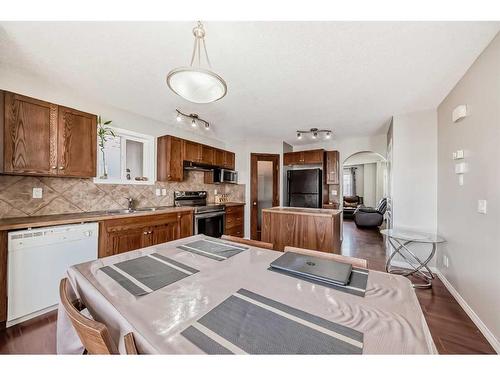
left=303, top=149, right=324, bottom=164
left=224, top=151, right=235, bottom=170
left=157, top=135, right=183, bottom=181
left=214, top=148, right=225, bottom=168
left=183, top=140, right=201, bottom=162
left=325, top=150, right=339, bottom=184
left=3, top=91, right=58, bottom=175
left=250, top=153, right=280, bottom=240
left=200, top=145, right=214, bottom=165
left=57, top=106, right=97, bottom=177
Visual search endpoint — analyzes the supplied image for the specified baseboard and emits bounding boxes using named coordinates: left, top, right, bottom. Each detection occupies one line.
left=387, top=260, right=499, bottom=353
left=434, top=269, right=500, bottom=353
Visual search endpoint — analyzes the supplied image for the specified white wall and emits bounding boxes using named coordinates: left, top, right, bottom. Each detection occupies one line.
left=391, top=109, right=438, bottom=266
left=437, top=33, right=500, bottom=350
left=363, top=163, right=377, bottom=207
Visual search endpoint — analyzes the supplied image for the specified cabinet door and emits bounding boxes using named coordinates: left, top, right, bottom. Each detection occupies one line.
left=151, top=221, right=179, bottom=245
left=325, top=151, right=339, bottom=184
left=108, top=228, right=147, bottom=256
left=303, top=149, right=324, bottom=164
left=283, top=152, right=301, bottom=166
left=179, top=212, right=194, bottom=238
left=200, top=145, right=214, bottom=165
left=214, top=149, right=225, bottom=168
left=183, top=140, right=201, bottom=162
left=3, top=92, right=58, bottom=175
left=224, top=151, right=235, bottom=170
left=157, top=135, right=183, bottom=181
left=57, top=106, right=97, bottom=177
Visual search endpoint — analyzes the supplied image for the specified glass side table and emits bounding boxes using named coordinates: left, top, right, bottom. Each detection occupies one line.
left=380, top=229, right=445, bottom=289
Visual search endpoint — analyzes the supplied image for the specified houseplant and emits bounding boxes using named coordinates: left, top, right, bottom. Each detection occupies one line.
left=97, top=116, right=115, bottom=179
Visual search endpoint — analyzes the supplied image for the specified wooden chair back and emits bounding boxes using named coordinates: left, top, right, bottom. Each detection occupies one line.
left=124, top=332, right=138, bottom=354
left=59, top=277, right=118, bottom=354
left=284, top=246, right=368, bottom=269
left=221, top=235, right=274, bottom=250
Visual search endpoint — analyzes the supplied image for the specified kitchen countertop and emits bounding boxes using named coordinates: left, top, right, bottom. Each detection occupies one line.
left=262, top=206, right=342, bottom=217
left=0, top=202, right=246, bottom=231
left=0, top=206, right=194, bottom=231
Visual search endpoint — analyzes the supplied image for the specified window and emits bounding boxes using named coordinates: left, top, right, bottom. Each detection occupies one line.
left=95, top=127, right=155, bottom=185
left=343, top=169, right=353, bottom=196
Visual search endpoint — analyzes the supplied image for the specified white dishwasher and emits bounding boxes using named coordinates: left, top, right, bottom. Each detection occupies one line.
left=7, top=222, right=98, bottom=326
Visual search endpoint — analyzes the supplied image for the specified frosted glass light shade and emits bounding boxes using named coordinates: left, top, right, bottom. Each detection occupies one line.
left=166, top=67, right=227, bottom=104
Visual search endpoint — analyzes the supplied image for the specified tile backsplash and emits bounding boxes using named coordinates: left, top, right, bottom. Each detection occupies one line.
left=0, top=171, right=245, bottom=219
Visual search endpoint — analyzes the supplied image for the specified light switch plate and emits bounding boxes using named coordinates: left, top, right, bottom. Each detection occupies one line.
left=332, top=190, right=338, bottom=196
left=161, top=188, right=167, bottom=196
left=32, top=187, right=43, bottom=199
left=477, top=200, right=487, bottom=214
left=155, top=188, right=161, bottom=196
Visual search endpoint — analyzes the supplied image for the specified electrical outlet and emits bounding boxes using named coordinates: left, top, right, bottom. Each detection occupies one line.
left=32, top=187, right=43, bottom=199
left=155, top=188, right=161, bottom=196
left=477, top=200, right=487, bottom=214
left=161, top=188, right=167, bottom=196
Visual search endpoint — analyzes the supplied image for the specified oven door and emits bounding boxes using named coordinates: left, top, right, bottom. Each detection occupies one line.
left=195, top=212, right=225, bottom=238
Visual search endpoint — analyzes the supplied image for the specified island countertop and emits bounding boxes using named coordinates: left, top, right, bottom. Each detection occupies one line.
left=262, top=206, right=342, bottom=217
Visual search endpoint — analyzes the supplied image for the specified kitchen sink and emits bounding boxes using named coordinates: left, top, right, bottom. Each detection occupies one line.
left=105, top=209, right=135, bottom=214
left=105, top=207, right=163, bottom=214
left=134, top=207, right=158, bottom=212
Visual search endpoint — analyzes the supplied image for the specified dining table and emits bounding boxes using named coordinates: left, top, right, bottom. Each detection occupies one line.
left=57, top=234, right=437, bottom=354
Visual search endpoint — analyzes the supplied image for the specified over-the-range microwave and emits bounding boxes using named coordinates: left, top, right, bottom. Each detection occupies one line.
left=212, top=168, right=238, bottom=184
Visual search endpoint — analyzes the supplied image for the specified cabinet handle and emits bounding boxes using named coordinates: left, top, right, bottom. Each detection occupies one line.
left=51, top=166, right=57, bottom=170
left=149, top=231, right=152, bottom=234
left=143, top=231, right=148, bottom=235
left=58, top=166, right=65, bottom=170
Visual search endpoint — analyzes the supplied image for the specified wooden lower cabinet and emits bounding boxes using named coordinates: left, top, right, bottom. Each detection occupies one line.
left=99, top=211, right=193, bottom=258
left=224, top=204, right=244, bottom=238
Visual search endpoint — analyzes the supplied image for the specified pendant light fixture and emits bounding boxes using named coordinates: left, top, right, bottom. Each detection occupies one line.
left=166, top=21, right=227, bottom=104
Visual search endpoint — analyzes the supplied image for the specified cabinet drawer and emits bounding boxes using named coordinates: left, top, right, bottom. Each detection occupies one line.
left=224, top=224, right=244, bottom=238
left=225, top=205, right=244, bottom=215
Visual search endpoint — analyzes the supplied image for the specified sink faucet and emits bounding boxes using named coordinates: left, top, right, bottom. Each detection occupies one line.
left=127, top=197, right=135, bottom=211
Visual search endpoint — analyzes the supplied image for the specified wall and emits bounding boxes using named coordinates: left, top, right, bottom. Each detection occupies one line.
left=0, top=172, right=245, bottom=219
left=437, top=33, right=500, bottom=349
left=363, top=163, right=377, bottom=207
left=391, top=109, right=438, bottom=266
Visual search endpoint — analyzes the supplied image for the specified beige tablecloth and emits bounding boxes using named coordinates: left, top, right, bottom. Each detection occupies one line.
left=57, top=234, right=437, bottom=354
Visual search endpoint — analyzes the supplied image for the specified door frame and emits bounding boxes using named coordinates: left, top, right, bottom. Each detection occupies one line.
left=250, top=153, right=280, bottom=240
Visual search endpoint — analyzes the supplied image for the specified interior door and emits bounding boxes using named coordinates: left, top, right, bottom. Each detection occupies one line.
left=3, top=92, right=58, bottom=175
left=57, top=106, right=97, bottom=177
left=250, top=153, right=280, bottom=240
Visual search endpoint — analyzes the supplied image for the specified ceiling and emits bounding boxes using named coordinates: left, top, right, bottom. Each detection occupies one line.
left=0, top=22, right=498, bottom=144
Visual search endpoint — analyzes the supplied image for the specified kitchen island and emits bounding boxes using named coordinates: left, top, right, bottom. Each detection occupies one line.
left=261, top=207, right=342, bottom=253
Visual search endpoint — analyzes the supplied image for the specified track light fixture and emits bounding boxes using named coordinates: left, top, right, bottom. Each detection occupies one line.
left=175, top=109, right=210, bottom=131
left=296, top=128, right=333, bottom=141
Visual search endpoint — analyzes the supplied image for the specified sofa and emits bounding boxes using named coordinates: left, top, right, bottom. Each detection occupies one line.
left=354, top=197, right=387, bottom=228
left=343, top=196, right=364, bottom=219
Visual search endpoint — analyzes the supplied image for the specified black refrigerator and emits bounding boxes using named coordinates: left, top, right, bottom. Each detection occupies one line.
left=287, top=168, right=323, bottom=208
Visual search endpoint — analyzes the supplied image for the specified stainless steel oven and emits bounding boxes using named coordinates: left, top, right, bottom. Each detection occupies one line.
left=194, top=210, right=225, bottom=238
left=174, top=191, right=226, bottom=238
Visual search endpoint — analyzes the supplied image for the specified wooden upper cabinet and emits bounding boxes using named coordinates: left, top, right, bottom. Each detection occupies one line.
left=157, top=135, right=183, bottom=181
left=284, top=149, right=324, bottom=166
left=214, top=148, right=225, bottom=168
left=183, top=140, right=201, bottom=162
left=200, top=144, right=214, bottom=165
left=57, top=106, right=97, bottom=177
left=303, top=149, right=324, bottom=164
left=2, top=91, right=58, bottom=175
left=1, top=91, right=97, bottom=178
left=325, top=150, right=340, bottom=184
left=224, top=151, right=235, bottom=170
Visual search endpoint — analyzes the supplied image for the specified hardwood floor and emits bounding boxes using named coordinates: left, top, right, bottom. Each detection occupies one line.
left=0, top=221, right=495, bottom=354
left=342, top=219, right=495, bottom=354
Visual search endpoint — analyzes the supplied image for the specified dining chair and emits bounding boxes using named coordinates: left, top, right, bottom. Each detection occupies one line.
left=221, top=235, right=274, bottom=250
left=59, top=278, right=138, bottom=354
left=284, top=246, right=368, bottom=268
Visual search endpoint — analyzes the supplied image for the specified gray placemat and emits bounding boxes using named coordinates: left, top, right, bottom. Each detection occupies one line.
left=269, top=266, right=369, bottom=297
left=177, top=239, right=247, bottom=261
left=181, top=288, right=363, bottom=354
left=100, top=253, right=199, bottom=296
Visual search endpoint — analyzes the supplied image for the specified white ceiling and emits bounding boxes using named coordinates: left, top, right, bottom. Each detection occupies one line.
left=0, top=22, right=498, bottom=144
